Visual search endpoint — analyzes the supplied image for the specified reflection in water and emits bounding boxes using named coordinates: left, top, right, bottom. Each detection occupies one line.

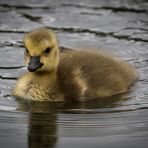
left=61, top=94, right=128, bottom=112
left=28, top=113, right=57, bottom=148
left=16, top=100, right=61, bottom=148
left=16, top=93, right=127, bottom=112
left=15, top=94, right=127, bottom=147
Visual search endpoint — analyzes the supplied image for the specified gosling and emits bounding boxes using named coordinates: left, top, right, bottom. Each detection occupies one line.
left=13, top=28, right=138, bottom=101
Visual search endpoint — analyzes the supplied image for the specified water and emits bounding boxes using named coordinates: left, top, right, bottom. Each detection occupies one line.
left=0, top=0, right=148, bottom=147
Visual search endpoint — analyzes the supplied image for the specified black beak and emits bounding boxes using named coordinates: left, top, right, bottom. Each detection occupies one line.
left=27, top=56, right=43, bottom=72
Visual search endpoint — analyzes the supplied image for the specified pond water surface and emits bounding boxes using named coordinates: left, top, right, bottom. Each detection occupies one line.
left=0, top=0, right=148, bottom=148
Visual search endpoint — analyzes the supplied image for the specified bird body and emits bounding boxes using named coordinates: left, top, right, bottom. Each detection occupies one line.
left=13, top=28, right=138, bottom=101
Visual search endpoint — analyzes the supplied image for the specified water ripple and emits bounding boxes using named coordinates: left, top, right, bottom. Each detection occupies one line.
left=62, top=3, right=148, bottom=13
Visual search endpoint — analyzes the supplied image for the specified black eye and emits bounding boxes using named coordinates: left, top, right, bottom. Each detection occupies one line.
left=25, top=48, right=29, bottom=53
left=45, top=47, right=51, bottom=54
